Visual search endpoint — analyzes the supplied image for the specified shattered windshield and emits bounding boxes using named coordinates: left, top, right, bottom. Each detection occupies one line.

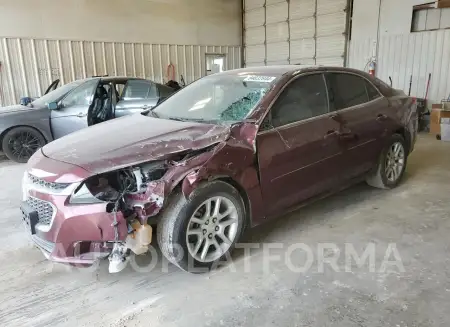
left=152, top=74, right=277, bottom=123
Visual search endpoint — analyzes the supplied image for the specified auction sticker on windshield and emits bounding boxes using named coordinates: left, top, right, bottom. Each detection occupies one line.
left=243, top=75, right=277, bottom=83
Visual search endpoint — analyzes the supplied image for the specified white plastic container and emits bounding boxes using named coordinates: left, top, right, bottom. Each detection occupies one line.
left=440, top=117, right=450, bottom=142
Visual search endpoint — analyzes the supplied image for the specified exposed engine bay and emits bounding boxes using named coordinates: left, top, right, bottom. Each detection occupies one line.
left=71, top=149, right=213, bottom=273
left=74, top=161, right=169, bottom=272
left=79, top=161, right=167, bottom=203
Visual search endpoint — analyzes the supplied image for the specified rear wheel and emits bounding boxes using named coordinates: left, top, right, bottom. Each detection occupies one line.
left=366, top=134, right=407, bottom=189
left=1, top=127, right=46, bottom=163
left=157, top=181, right=246, bottom=272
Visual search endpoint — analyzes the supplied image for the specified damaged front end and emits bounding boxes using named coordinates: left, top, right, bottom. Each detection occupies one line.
left=77, top=147, right=218, bottom=273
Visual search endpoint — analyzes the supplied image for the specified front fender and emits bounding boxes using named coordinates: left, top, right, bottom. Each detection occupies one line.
left=179, top=143, right=266, bottom=227
left=127, top=122, right=266, bottom=226
left=126, top=143, right=224, bottom=223
left=0, top=109, right=53, bottom=144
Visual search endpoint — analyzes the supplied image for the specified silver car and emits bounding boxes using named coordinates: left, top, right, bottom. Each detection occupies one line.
left=0, top=77, right=176, bottom=163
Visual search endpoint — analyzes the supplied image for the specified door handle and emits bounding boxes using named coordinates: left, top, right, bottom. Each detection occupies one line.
left=325, top=130, right=357, bottom=141
left=324, top=130, right=338, bottom=139
left=377, top=114, right=388, bottom=121
left=77, top=112, right=87, bottom=118
left=329, top=113, right=348, bottom=125
left=338, top=131, right=357, bottom=141
left=329, top=114, right=341, bottom=122
left=142, top=105, right=148, bottom=110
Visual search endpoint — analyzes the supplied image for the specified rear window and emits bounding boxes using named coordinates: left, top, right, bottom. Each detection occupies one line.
left=371, top=77, right=394, bottom=97
left=159, top=85, right=176, bottom=98
left=122, top=80, right=157, bottom=100
left=365, top=81, right=381, bottom=101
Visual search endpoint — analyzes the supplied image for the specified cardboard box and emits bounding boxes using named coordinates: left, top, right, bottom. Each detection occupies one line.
left=430, top=106, right=450, bottom=135
left=437, top=0, right=450, bottom=8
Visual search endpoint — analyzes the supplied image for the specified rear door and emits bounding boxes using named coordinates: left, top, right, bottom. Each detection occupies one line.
left=256, top=73, right=345, bottom=215
left=115, top=80, right=159, bottom=118
left=326, top=72, right=391, bottom=179
left=50, top=79, right=99, bottom=139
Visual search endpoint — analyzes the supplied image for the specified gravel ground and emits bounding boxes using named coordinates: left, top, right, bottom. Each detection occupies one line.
left=0, top=134, right=449, bottom=327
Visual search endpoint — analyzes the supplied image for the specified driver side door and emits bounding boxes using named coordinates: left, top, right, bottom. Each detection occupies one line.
left=50, top=79, right=99, bottom=139
left=256, top=73, right=346, bottom=216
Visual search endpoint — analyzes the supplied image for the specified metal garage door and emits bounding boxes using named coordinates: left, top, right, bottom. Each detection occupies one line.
left=244, top=0, right=349, bottom=67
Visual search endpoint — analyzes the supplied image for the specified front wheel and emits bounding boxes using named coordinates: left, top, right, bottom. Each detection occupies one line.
left=157, top=181, right=246, bottom=272
left=366, top=134, right=407, bottom=189
left=1, top=127, right=46, bottom=163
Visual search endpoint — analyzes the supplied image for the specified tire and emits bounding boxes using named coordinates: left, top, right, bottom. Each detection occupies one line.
left=157, top=181, right=246, bottom=273
left=1, top=127, right=46, bottom=163
left=366, top=134, right=407, bottom=189
left=436, top=134, right=441, bottom=141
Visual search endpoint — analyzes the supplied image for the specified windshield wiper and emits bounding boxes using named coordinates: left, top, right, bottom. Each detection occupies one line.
left=166, top=117, right=222, bottom=125
left=142, top=107, right=159, bottom=118
left=166, top=116, right=186, bottom=122
left=184, top=118, right=222, bottom=124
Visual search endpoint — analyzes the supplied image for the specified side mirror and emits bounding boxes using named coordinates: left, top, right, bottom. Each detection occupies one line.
left=47, top=102, right=59, bottom=110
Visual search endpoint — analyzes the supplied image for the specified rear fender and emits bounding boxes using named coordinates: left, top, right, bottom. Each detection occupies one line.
left=388, top=95, right=418, bottom=153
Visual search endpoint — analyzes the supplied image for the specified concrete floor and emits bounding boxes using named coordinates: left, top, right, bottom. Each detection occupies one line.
left=0, top=134, right=449, bottom=327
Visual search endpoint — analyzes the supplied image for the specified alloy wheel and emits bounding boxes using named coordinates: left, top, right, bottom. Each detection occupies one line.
left=186, top=196, right=239, bottom=263
left=385, top=141, right=405, bottom=183
left=7, top=131, right=42, bottom=162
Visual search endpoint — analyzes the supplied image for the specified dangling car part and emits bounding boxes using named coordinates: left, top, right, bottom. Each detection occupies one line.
left=21, top=65, right=418, bottom=273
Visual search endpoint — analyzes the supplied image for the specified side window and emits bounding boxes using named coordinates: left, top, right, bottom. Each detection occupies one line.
left=260, top=114, right=272, bottom=131
left=116, top=83, right=125, bottom=98
left=158, top=85, right=176, bottom=98
left=61, top=79, right=98, bottom=107
left=271, top=74, right=328, bottom=127
left=328, top=73, right=369, bottom=110
left=122, top=80, right=157, bottom=100
left=373, top=77, right=394, bottom=96
left=365, top=81, right=381, bottom=101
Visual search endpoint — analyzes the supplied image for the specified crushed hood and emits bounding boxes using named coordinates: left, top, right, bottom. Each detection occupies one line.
left=42, top=114, right=231, bottom=174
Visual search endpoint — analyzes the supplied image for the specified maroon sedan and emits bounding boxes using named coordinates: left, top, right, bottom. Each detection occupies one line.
left=21, top=65, right=418, bottom=273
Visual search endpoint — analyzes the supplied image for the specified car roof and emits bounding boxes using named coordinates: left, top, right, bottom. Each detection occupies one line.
left=77, top=76, right=167, bottom=86
left=217, top=65, right=367, bottom=77
left=76, top=76, right=157, bottom=82
left=218, top=65, right=317, bottom=76
left=100, top=76, right=146, bottom=83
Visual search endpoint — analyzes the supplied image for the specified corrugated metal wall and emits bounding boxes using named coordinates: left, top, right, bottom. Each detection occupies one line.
left=0, top=37, right=242, bottom=106
left=348, top=30, right=450, bottom=105
left=244, top=0, right=349, bottom=67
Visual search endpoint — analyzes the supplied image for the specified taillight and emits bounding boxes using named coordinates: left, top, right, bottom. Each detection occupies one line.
left=411, top=97, right=417, bottom=104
